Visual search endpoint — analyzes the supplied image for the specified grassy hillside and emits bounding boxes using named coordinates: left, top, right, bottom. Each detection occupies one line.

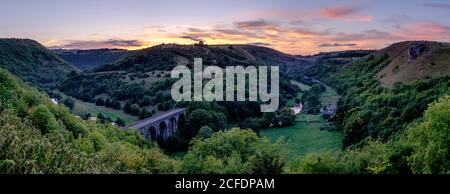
left=0, top=39, right=78, bottom=90
left=376, top=41, right=450, bottom=87
left=326, top=42, right=450, bottom=148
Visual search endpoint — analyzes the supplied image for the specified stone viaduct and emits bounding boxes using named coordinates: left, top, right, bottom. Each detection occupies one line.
left=126, top=108, right=186, bottom=143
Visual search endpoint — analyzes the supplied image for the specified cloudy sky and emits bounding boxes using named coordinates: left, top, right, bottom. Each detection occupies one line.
left=1, top=0, right=450, bottom=54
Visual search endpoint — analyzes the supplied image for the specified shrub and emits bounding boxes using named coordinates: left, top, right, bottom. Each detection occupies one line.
left=30, top=105, right=60, bottom=133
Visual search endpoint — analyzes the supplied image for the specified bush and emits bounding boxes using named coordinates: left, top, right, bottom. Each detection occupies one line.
left=95, top=98, right=105, bottom=106
left=30, top=105, right=60, bottom=134
left=181, top=128, right=286, bottom=174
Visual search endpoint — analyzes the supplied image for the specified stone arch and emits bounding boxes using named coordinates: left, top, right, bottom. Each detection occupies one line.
left=169, top=117, right=177, bottom=134
left=158, top=121, right=167, bottom=144
left=148, top=126, right=156, bottom=141
left=178, top=113, right=186, bottom=129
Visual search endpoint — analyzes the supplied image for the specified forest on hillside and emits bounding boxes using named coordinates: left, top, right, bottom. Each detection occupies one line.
left=1, top=39, right=449, bottom=174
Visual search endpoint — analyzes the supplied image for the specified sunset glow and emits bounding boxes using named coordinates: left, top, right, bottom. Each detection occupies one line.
left=1, top=0, right=450, bottom=54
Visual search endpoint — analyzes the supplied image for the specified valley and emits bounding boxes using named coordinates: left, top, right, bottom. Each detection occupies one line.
left=0, top=38, right=449, bottom=174
left=60, top=92, right=139, bottom=125
left=261, top=81, right=343, bottom=158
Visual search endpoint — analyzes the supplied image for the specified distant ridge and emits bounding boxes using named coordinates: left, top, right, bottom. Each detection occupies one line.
left=92, top=43, right=313, bottom=73
left=0, top=38, right=79, bottom=90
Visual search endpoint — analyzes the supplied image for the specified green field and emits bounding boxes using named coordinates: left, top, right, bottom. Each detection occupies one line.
left=260, top=114, right=343, bottom=158
left=260, top=82, right=343, bottom=158
left=291, top=80, right=312, bottom=91
left=58, top=92, right=138, bottom=125
left=73, top=99, right=138, bottom=125
left=321, top=85, right=340, bottom=107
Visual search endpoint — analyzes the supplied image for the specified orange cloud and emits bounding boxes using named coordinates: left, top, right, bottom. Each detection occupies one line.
left=321, top=6, right=373, bottom=22
left=322, top=6, right=357, bottom=18
left=394, top=22, right=450, bottom=40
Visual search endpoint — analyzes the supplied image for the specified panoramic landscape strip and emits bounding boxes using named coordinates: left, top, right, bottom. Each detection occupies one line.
left=0, top=0, right=449, bottom=192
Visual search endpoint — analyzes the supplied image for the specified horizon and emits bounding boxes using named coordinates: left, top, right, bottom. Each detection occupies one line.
left=49, top=41, right=380, bottom=55
left=1, top=0, right=450, bottom=55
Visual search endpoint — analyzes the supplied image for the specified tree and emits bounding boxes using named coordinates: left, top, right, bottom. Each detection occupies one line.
left=104, top=98, right=113, bottom=107
left=196, top=126, right=213, bottom=139
left=407, top=95, right=450, bottom=174
left=157, top=103, right=164, bottom=111
left=277, top=108, right=295, bottom=127
left=139, top=108, right=151, bottom=119
left=113, top=100, right=121, bottom=110
left=141, top=95, right=151, bottom=107
left=181, top=128, right=287, bottom=174
left=188, top=109, right=213, bottom=132
left=95, top=98, right=105, bottom=106
left=115, top=117, right=126, bottom=127
left=130, top=104, right=140, bottom=116
left=123, top=101, right=132, bottom=113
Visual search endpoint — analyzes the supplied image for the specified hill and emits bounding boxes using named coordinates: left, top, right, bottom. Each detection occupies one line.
left=326, top=41, right=449, bottom=148
left=0, top=67, right=176, bottom=173
left=375, top=41, right=450, bottom=87
left=58, top=43, right=304, bottom=143
left=94, top=43, right=312, bottom=73
left=53, top=48, right=129, bottom=71
left=0, top=38, right=78, bottom=90
left=295, top=50, right=374, bottom=81
left=59, top=43, right=309, bottom=117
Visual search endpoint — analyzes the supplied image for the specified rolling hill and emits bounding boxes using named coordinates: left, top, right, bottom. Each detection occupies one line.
left=0, top=38, right=79, bottom=90
left=375, top=41, right=450, bottom=87
left=94, top=43, right=312, bottom=73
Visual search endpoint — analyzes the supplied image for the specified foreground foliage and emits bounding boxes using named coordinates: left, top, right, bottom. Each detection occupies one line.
left=0, top=69, right=177, bottom=173
left=182, top=128, right=287, bottom=174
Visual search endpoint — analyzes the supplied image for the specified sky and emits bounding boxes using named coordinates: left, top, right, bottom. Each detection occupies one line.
left=1, top=0, right=450, bottom=55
